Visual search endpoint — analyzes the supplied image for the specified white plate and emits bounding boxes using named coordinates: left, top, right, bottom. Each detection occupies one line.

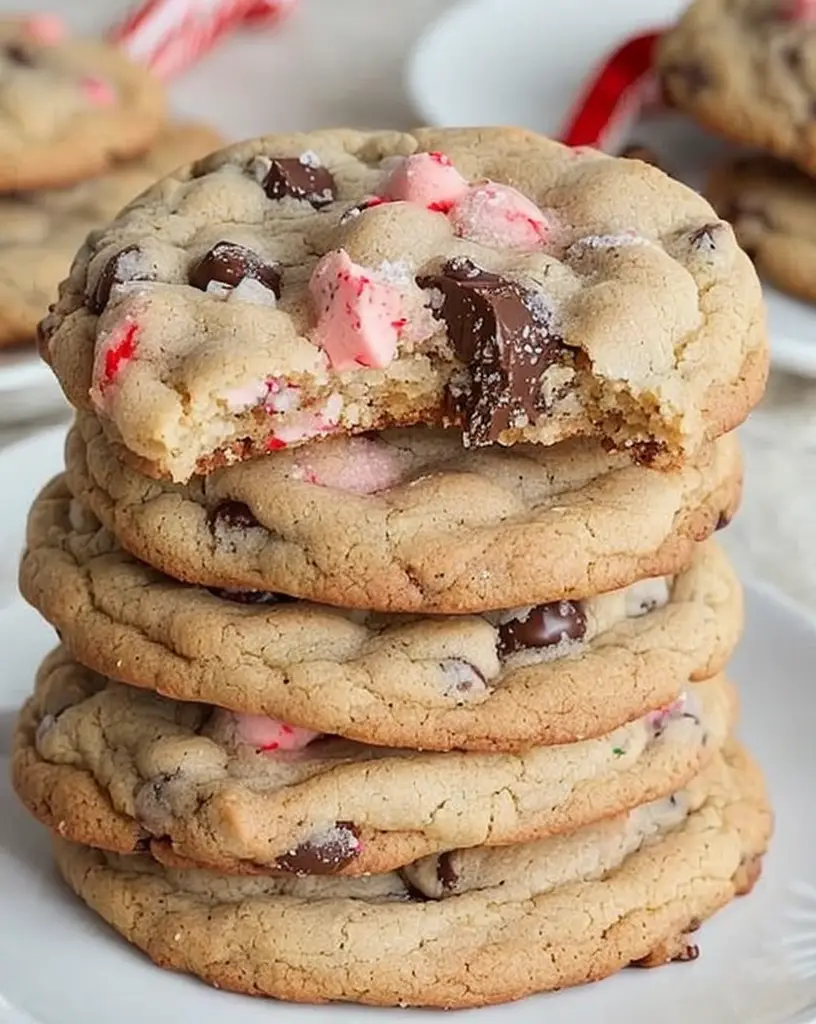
left=407, top=0, right=816, bottom=379
left=1, top=431, right=816, bottom=1022
left=0, top=350, right=69, bottom=428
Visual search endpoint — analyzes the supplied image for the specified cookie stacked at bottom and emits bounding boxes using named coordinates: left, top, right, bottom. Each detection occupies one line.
left=12, top=414, right=771, bottom=1008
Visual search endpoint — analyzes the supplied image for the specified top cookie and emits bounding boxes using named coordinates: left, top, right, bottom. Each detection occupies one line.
left=0, top=123, right=222, bottom=348
left=0, top=16, right=166, bottom=191
left=659, top=0, right=816, bottom=177
left=40, top=126, right=766, bottom=481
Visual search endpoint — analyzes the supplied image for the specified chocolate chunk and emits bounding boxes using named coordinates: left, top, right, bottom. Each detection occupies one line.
left=5, top=43, right=34, bottom=66
left=208, top=587, right=294, bottom=605
left=274, top=822, right=361, bottom=875
left=498, top=600, right=586, bottom=657
left=783, top=43, right=804, bottom=71
left=436, top=852, right=458, bottom=892
left=673, top=942, right=700, bottom=963
left=208, top=500, right=260, bottom=533
left=715, top=510, right=732, bottom=531
left=262, top=156, right=336, bottom=208
left=88, top=244, right=152, bottom=314
left=189, top=241, right=282, bottom=297
left=417, top=257, right=570, bottom=445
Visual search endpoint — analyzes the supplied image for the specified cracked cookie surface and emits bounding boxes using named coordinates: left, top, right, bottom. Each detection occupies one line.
left=65, top=413, right=743, bottom=612
left=21, top=477, right=742, bottom=751
left=13, top=649, right=735, bottom=875
left=51, top=742, right=771, bottom=1008
left=0, top=123, right=222, bottom=347
left=39, top=126, right=766, bottom=481
left=0, top=16, right=165, bottom=191
left=659, top=0, right=816, bottom=177
left=708, top=154, right=816, bottom=302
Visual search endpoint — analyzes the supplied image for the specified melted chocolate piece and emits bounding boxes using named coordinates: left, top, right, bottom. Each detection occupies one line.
left=436, top=852, right=458, bottom=892
left=262, top=157, right=336, bottom=208
left=274, top=822, right=361, bottom=875
left=417, top=258, right=570, bottom=445
left=715, top=510, right=732, bottom=531
left=208, top=587, right=294, bottom=605
left=208, top=500, right=261, bottom=533
left=189, top=241, right=282, bottom=297
left=88, top=244, right=152, bottom=314
left=5, top=43, right=34, bottom=66
left=497, top=600, right=586, bottom=657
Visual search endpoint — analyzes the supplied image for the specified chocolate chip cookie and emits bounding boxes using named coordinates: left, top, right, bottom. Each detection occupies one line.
left=39, top=126, right=767, bottom=481
left=51, top=743, right=771, bottom=1008
left=708, top=155, right=816, bottom=302
left=0, top=124, right=222, bottom=348
left=13, top=648, right=734, bottom=876
left=20, top=476, right=742, bottom=751
left=659, top=0, right=816, bottom=178
left=0, top=16, right=166, bottom=191
left=65, top=413, right=742, bottom=613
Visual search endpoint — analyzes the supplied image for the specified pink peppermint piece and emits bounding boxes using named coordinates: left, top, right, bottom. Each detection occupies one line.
left=449, top=182, right=550, bottom=250
left=788, top=0, right=816, bottom=19
left=80, top=75, right=116, bottom=107
left=266, top=395, right=343, bottom=451
left=234, top=713, right=320, bottom=752
left=295, top=435, right=413, bottom=493
left=24, top=13, right=66, bottom=44
left=379, top=151, right=469, bottom=212
left=309, top=249, right=403, bottom=371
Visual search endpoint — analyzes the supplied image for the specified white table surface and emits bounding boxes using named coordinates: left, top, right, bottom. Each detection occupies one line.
left=4, top=0, right=816, bottom=617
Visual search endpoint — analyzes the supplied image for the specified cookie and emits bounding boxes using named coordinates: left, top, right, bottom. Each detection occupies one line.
left=65, top=413, right=743, bottom=613
left=659, top=0, right=816, bottom=178
left=708, top=155, right=816, bottom=303
left=38, top=126, right=766, bottom=481
left=0, top=16, right=166, bottom=191
left=51, top=742, right=771, bottom=1008
left=0, top=123, right=223, bottom=349
left=13, top=649, right=735, bottom=876
left=21, top=477, right=743, bottom=751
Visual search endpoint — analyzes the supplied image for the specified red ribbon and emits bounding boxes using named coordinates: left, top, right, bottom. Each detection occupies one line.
left=560, top=31, right=661, bottom=149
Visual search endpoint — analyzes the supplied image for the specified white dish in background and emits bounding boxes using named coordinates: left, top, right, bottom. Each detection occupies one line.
left=0, top=350, right=69, bottom=428
left=407, top=0, right=816, bottom=379
left=1, top=433, right=816, bottom=1022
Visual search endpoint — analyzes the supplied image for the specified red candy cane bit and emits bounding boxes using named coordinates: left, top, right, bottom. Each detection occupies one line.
left=101, top=321, right=139, bottom=389
left=560, top=31, right=661, bottom=150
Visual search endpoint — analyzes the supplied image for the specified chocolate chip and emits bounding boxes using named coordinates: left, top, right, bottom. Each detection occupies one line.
left=673, top=942, right=700, bottom=963
left=207, top=500, right=260, bottom=533
left=630, top=439, right=663, bottom=466
left=688, top=222, right=725, bottom=252
left=497, top=600, right=586, bottom=657
left=208, top=587, right=295, bottom=605
left=417, top=257, right=571, bottom=445
left=87, top=244, right=152, bottom=314
left=274, top=821, right=361, bottom=875
left=783, top=43, right=804, bottom=71
left=436, top=852, right=458, bottom=892
left=262, top=157, right=336, bottom=208
left=715, top=510, right=732, bottom=531
left=189, top=241, right=282, bottom=297
left=5, top=43, right=34, bottom=66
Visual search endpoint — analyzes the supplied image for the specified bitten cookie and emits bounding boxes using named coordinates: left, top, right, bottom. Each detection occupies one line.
left=65, top=413, right=743, bottom=612
left=708, top=155, right=816, bottom=302
left=659, top=0, right=816, bottom=177
left=21, top=477, right=742, bottom=751
left=51, top=743, right=771, bottom=1008
left=39, top=126, right=766, bottom=480
left=0, top=123, right=222, bottom=348
left=0, top=16, right=165, bottom=191
left=13, top=649, right=735, bottom=875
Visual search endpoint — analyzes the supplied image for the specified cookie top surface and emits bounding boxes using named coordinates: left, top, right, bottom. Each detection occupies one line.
left=40, top=126, right=766, bottom=481
left=21, top=476, right=741, bottom=751
left=52, top=743, right=770, bottom=1008
left=0, top=16, right=165, bottom=191
left=0, top=123, right=222, bottom=347
left=66, top=413, right=742, bottom=612
left=14, top=648, right=734, bottom=875
left=708, top=154, right=816, bottom=302
left=659, top=0, right=816, bottom=177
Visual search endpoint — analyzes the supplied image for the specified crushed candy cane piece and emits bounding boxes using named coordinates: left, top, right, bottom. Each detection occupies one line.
left=294, top=435, right=414, bottom=493
left=95, top=320, right=139, bottom=396
left=234, top=713, right=320, bottom=752
left=24, top=13, right=66, bottom=44
left=309, top=249, right=403, bottom=370
left=788, top=0, right=816, bottom=19
left=80, top=75, right=116, bottom=107
left=379, top=151, right=469, bottom=212
left=449, top=182, right=550, bottom=249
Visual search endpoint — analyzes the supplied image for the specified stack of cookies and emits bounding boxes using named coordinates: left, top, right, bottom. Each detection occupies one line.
left=13, top=127, right=773, bottom=1009
left=660, top=0, right=816, bottom=304
left=0, top=15, right=220, bottom=350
